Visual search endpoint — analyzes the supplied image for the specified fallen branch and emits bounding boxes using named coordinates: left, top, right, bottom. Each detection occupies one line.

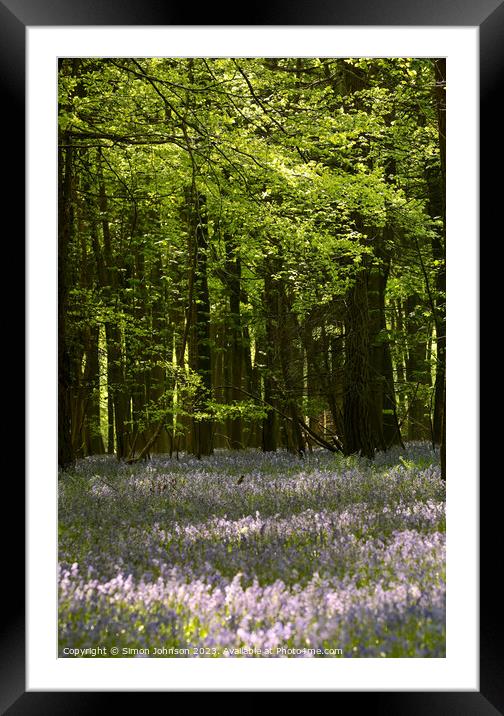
left=215, top=385, right=343, bottom=453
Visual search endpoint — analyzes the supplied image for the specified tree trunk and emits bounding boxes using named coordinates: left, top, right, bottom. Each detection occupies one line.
left=392, top=299, right=407, bottom=418
left=75, top=178, right=105, bottom=457
left=242, top=323, right=259, bottom=447
left=367, top=264, right=386, bottom=450
left=224, top=233, right=243, bottom=449
left=440, top=378, right=446, bottom=481
left=431, top=58, right=447, bottom=454
left=149, top=254, right=171, bottom=453
left=303, top=319, right=319, bottom=449
left=277, top=287, right=305, bottom=454
left=187, top=190, right=213, bottom=457
left=368, top=247, right=402, bottom=449
left=58, top=131, right=75, bottom=468
left=261, top=267, right=278, bottom=452
left=343, top=269, right=375, bottom=458
left=81, top=326, right=105, bottom=455
left=97, top=152, right=129, bottom=460
left=405, top=293, right=431, bottom=441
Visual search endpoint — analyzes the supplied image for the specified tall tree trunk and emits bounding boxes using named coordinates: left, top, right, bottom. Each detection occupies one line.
left=88, top=212, right=115, bottom=454
left=367, top=244, right=402, bottom=449
left=432, top=58, right=447, bottom=480
left=242, top=323, right=259, bottom=447
left=86, top=326, right=105, bottom=454
left=392, top=299, right=407, bottom=418
left=128, top=245, right=149, bottom=455
left=405, top=293, right=431, bottom=441
left=261, top=267, right=278, bottom=452
left=149, top=255, right=171, bottom=453
left=343, top=269, right=375, bottom=458
left=303, top=319, right=319, bottom=449
left=277, top=287, right=305, bottom=454
left=382, top=338, right=402, bottom=448
left=75, top=178, right=105, bottom=457
left=367, top=264, right=386, bottom=450
left=188, top=190, right=213, bottom=457
left=224, top=233, right=243, bottom=449
left=69, top=333, right=86, bottom=458
left=97, top=152, right=128, bottom=460
left=58, top=130, right=75, bottom=468
left=329, top=330, right=345, bottom=440
left=426, top=159, right=446, bottom=445
left=440, top=378, right=446, bottom=481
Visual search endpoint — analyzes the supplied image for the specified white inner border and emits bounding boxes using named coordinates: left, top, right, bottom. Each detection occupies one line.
left=27, top=26, right=479, bottom=691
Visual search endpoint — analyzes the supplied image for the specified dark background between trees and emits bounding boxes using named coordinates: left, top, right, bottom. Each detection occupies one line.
left=58, top=57, right=446, bottom=475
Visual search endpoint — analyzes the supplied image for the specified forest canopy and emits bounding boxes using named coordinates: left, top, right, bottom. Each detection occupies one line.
left=58, top=57, right=446, bottom=473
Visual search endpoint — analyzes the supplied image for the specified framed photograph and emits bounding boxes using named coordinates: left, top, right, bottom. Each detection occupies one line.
left=4, top=0, right=493, bottom=710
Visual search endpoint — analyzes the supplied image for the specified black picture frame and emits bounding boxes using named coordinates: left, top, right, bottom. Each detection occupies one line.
left=4, top=0, right=493, bottom=711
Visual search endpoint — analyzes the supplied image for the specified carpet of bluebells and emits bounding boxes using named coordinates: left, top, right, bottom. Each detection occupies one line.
left=59, top=443, right=445, bottom=658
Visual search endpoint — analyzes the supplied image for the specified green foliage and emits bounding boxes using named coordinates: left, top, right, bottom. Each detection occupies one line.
left=59, top=57, right=445, bottom=457
left=205, top=400, right=268, bottom=423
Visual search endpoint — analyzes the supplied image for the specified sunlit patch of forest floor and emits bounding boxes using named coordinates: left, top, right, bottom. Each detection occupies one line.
left=59, top=442, right=445, bottom=658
